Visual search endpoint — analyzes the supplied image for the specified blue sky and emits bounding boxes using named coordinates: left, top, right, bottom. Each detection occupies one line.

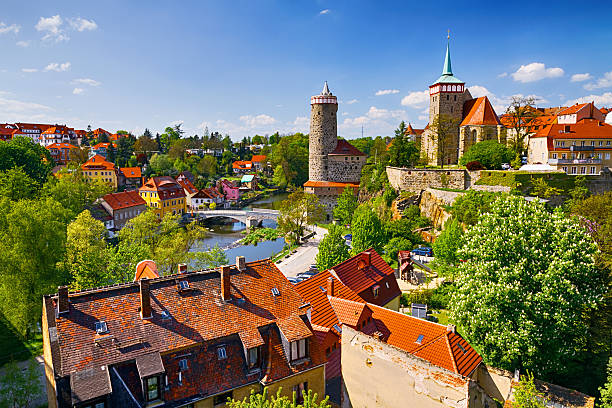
left=0, top=1, right=611, bottom=140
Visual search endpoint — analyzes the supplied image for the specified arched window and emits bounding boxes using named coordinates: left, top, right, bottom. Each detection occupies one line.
left=452, top=85, right=456, bottom=91
left=472, top=129, right=477, bottom=142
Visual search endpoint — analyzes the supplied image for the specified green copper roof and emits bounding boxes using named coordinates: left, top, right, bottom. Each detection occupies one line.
left=432, top=41, right=464, bottom=85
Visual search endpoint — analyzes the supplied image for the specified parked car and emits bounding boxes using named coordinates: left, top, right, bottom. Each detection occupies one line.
left=411, top=247, right=434, bottom=257
left=287, top=276, right=299, bottom=284
left=501, top=163, right=511, bottom=170
left=296, top=270, right=318, bottom=280
left=521, top=156, right=528, bottom=164
left=344, top=234, right=352, bottom=241
left=309, top=264, right=318, bottom=271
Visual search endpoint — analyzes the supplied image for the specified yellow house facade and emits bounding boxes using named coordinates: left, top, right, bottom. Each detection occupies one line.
left=81, top=154, right=119, bottom=189
left=139, top=176, right=187, bottom=217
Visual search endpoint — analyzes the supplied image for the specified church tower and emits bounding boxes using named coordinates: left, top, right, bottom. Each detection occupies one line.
left=309, top=81, right=338, bottom=181
left=422, top=38, right=472, bottom=165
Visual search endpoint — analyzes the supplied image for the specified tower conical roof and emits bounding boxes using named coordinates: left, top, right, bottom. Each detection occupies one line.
left=321, top=81, right=332, bottom=96
left=432, top=38, right=463, bottom=85
left=442, top=43, right=452, bottom=75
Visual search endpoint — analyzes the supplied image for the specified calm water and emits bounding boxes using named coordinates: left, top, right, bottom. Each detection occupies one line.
left=190, top=193, right=289, bottom=262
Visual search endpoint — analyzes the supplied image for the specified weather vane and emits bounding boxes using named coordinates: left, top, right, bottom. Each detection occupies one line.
left=447, top=29, right=450, bottom=40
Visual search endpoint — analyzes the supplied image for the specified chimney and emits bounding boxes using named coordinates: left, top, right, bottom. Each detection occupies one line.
left=57, top=286, right=69, bottom=314
left=446, top=324, right=456, bottom=334
left=327, top=276, right=335, bottom=297
left=236, top=256, right=246, bottom=272
left=220, top=265, right=231, bottom=301
left=178, top=263, right=187, bottom=274
left=363, top=251, right=372, bottom=266
left=140, top=279, right=152, bottom=319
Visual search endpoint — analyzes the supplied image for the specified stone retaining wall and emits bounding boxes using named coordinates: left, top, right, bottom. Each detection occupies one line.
left=387, top=167, right=467, bottom=192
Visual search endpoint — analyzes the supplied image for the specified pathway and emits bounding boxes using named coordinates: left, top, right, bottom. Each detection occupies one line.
left=276, top=226, right=328, bottom=277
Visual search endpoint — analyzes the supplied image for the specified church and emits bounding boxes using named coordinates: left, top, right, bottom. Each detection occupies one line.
left=304, top=82, right=366, bottom=221
left=420, top=40, right=505, bottom=166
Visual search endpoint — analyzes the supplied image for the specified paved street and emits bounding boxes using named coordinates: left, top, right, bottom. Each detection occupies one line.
left=276, top=226, right=328, bottom=277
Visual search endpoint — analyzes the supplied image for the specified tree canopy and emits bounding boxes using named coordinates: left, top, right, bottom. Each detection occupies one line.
left=350, top=204, right=385, bottom=255
left=316, top=224, right=350, bottom=271
left=449, top=196, right=607, bottom=376
left=277, top=190, right=323, bottom=245
left=459, top=140, right=514, bottom=170
left=333, top=186, right=358, bottom=225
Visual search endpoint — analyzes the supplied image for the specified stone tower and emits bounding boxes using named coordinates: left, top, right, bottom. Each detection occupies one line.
left=309, top=81, right=338, bottom=181
left=422, top=40, right=472, bottom=166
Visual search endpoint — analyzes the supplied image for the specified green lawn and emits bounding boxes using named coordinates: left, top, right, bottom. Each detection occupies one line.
left=0, top=314, right=43, bottom=366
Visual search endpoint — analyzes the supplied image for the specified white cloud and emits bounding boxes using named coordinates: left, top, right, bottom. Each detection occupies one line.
left=571, top=73, right=591, bottom=82
left=345, top=99, right=358, bottom=104
left=21, top=68, right=38, bottom=73
left=36, top=15, right=68, bottom=42
left=375, top=89, right=400, bottom=96
left=418, top=115, right=428, bottom=121
left=16, top=40, right=30, bottom=47
left=340, top=106, right=407, bottom=134
left=468, top=85, right=491, bottom=98
left=400, top=90, right=429, bottom=108
left=240, top=114, right=276, bottom=127
left=565, top=92, right=612, bottom=107
left=584, top=71, right=612, bottom=90
left=72, top=88, right=84, bottom=95
left=0, top=95, right=52, bottom=115
left=69, top=17, right=97, bottom=32
left=44, top=62, right=71, bottom=72
left=468, top=85, right=547, bottom=114
left=73, top=78, right=100, bottom=86
left=293, top=116, right=309, bottom=126
left=511, top=62, right=564, bottom=83
left=319, top=9, right=330, bottom=15
left=0, top=22, right=20, bottom=35
left=497, top=72, right=508, bottom=78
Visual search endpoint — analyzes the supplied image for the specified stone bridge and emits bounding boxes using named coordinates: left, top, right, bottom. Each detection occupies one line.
left=191, top=208, right=279, bottom=228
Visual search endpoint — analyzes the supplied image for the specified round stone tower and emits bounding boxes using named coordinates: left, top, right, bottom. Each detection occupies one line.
left=309, top=81, right=338, bottom=181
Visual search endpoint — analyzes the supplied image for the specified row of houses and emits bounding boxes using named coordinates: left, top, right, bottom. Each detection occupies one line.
left=0, top=123, right=125, bottom=146
left=42, top=249, right=592, bottom=408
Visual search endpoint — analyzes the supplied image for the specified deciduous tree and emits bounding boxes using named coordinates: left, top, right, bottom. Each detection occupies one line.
left=333, top=186, right=358, bottom=225
left=459, top=140, right=514, bottom=170
left=277, top=190, right=324, bottom=245
left=504, top=96, right=537, bottom=155
left=0, top=358, right=42, bottom=408
left=228, top=388, right=330, bottom=408
left=350, top=204, right=385, bottom=255
left=316, top=225, right=350, bottom=271
left=449, top=196, right=607, bottom=376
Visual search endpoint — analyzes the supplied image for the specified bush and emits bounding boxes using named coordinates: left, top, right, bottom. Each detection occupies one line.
left=466, top=161, right=484, bottom=170
left=400, top=284, right=455, bottom=310
left=459, top=140, right=514, bottom=170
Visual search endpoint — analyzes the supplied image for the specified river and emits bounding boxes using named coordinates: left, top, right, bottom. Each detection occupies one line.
left=189, top=192, right=289, bottom=262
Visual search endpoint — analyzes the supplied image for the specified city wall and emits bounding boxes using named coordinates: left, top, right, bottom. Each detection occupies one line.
left=386, top=167, right=467, bottom=192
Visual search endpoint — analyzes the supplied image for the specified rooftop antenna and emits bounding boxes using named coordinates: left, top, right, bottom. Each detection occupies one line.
left=361, top=125, right=364, bottom=138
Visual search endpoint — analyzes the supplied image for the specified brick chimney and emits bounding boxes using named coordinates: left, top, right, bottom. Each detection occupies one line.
left=363, top=251, right=372, bottom=266
left=57, top=286, right=69, bottom=314
left=178, top=263, right=187, bottom=274
left=236, top=256, right=246, bottom=272
left=446, top=324, right=456, bottom=334
left=220, top=265, right=231, bottom=301
left=140, top=278, right=152, bottom=319
left=327, top=276, right=335, bottom=297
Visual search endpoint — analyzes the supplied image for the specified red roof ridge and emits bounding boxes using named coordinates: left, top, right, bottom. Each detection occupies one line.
left=445, top=333, right=459, bottom=374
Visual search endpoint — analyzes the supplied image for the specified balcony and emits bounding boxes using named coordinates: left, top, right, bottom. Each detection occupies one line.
left=569, top=145, right=595, bottom=152
left=548, top=158, right=602, bottom=165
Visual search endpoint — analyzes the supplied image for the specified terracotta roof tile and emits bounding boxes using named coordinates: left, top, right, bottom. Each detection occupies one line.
left=558, top=103, right=590, bottom=116
left=120, top=167, right=141, bottom=179
left=102, top=190, right=146, bottom=211
left=461, top=96, right=501, bottom=127
left=177, top=177, right=198, bottom=195
left=328, top=296, right=366, bottom=327
left=251, top=155, right=267, bottom=163
left=329, top=139, right=366, bottom=156
left=81, top=154, right=116, bottom=171
left=303, top=181, right=360, bottom=188
left=532, top=118, right=612, bottom=139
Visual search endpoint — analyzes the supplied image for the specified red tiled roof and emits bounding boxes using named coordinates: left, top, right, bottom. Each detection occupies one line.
left=558, top=103, right=590, bottom=116
left=363, top=303, right=482, bottom=377
left=102, top=190, right=146, bottom=211
left=329, top=139, right=366, bottom=156
left=303, top=181, right=360, bottom=189
left=232, top=160, right=253, bottom=169
left=139, top=176, right=186, bottom=200
left=531, top=118, right=612, bottom=139
left=251, top=155, right=267, bottom=163
left=93, top=142, right=116, bottom=149
left=329, top=249, right=401, bottom=307
left=45, top=259, right=323, bottom=380
left=328, top=296, right=367, bottom=327
left=47, top=143, right=76, bottom=150
left=177, top=177, right=198, bottom=195
left=460, top=96, right=501, bottom=127
left=120, top=167, right=141, bottom=179
left=81, top=154, right=116, bottom=170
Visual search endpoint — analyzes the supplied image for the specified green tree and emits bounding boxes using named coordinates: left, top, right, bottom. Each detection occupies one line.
left=569, top=175, right=590, bottom=204
left=0, top=198, right=71, bottom=336
left=134, top=130, right=158, bottom=158
left=272, top=164, right=289, bottom=189
left=63, top=210, right=109, bottom=291
left=388, top=122, right=419, bottom=168
left=315, top=224, right=350, bottom=271
left=197, top=155, right=218, bottom=178
left=115, top=135, right=135, bottom=167
left=160, top=126, right=182, bottom=153
left=0, top=136, right=53, bottom=185
left=228, top=388, right=330, bottom=408
left=44, top=169, right=113, bottom=217
left=0, top=167, right=38, bottom=201
left=0, top=358, right=42, bottom=408
left=504, top=96, right=537, bottom=155
left=382, top=236, right=412, bottom=266
left=513, top=372, right=548, bottom=408
left=459, top=140, right=514, bottom=170
left=192, top=245, right=228, bottom=270
left=269, top=134, right=309, bottom=187
left=149, top=153, right=173, bottom=175
left=599, top=358, right=612, bottom=408
left=431, top=218, right=463, bottom=279
left=106, top=143, right=116, bottom=163
left=350, top=204, right=385, bottom=255
left=449, top=196, right=607, bottom=376
left=450, top=190, right=501, bottom=226
left=333, top=186, right=358, bottom=225
left=530, top=177, right=562, bottom=198
left=278, top=190, right=324, bottom=245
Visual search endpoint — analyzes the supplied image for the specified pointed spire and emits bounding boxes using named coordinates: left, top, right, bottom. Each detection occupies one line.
left=321, top=81, right=332, bottom=96
left=442, top=39, right=452, bottom=76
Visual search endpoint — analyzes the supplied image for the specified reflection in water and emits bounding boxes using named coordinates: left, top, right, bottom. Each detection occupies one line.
left=190, top=193, right=289, bottom=263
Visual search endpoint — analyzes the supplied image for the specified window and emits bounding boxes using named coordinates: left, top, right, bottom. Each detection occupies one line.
left=415, top=334, right=424, bottom=344
left=213, top=391, right=233, bottom=406
left=552, top=153, right=557, bottom=159
left=580, top=167, right=586, bottom=174
left=290, top=338, right=308, bottom=361
left=95, top=321, right=108, bottom=334
left=372, top=285, right=380, bottom=298
left=591, top=141, right=596, bottom=146
left=606, top=153, right=611, bottom=160
left=217, top=346, right=227, bottom=360
left=247, top=347, right=260, bottom=369
left=600, top=141, right=604, bottom=146
left=145, top=376, right=160, bottom=401
left=571, top=167, right=577, bottom=174
left=179, top=359, right=188, bottom=371
left=293, top=382, right=308, bottom=404
left=590, top=167, right=596, bottom=174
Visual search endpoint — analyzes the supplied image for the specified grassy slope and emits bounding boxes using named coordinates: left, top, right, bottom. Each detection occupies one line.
left=0, top=314, right=43, bottom=366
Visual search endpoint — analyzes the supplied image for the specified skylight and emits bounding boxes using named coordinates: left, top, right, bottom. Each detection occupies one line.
left=333, top=324, right=342, bottom=333
left=161, top=311, right=171, bottom=320
left=415, top=334, right=424, bottom=344
left=319, top=286, right=326, bottom=293
left=178, top=281, right=190, bottom=290
left=95, top=321, right=108, bottom=335
left=271, top=287, right=280, bottom=296
left=457, top=343, right=467, bottom=353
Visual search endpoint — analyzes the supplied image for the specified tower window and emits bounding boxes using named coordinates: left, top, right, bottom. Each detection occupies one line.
left=446, top=95, right=449, bottom=100
left=454, top=95, right=457, bottom=101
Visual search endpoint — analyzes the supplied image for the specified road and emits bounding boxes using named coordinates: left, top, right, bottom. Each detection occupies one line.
left=276, top=226, right=328, bottom=277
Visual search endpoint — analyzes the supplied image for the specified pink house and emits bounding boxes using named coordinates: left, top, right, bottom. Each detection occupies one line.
left=218, top=179, right=240, bottom=202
